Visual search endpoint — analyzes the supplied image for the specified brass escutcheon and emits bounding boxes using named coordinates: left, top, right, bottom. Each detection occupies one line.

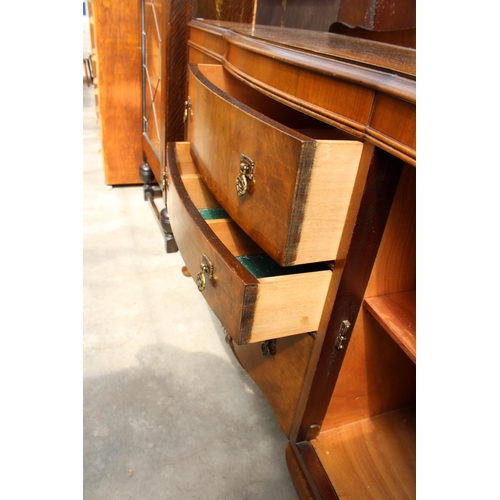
left=196, top=254, right=213, bottom=292
left=236, top=154, right=255, bottom=196
left=183, top=97, right=192, bottom=123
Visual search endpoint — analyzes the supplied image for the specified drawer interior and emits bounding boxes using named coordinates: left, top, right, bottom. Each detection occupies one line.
left=196, top=64, right=355, bottom=141
left=176, top=142, right=329, bottom=278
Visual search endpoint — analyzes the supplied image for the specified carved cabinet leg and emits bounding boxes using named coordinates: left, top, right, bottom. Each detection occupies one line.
left=160, top=207, right=178, bottom=253
left=139, top=162, right=154, bottom=185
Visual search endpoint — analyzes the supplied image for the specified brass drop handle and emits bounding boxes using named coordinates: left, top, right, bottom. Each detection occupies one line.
left=235, top=154, right=255, bottom=196
left=196, top=254, right=213, bottom=292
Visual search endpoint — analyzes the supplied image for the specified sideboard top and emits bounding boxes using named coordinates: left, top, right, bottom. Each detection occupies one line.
left=189, top=19, right=416, bottom=166
left=196, top=20, right=415, bottom=78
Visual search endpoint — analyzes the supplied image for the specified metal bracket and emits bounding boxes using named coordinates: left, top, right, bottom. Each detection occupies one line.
left=335, top=320, right=351, bottom=350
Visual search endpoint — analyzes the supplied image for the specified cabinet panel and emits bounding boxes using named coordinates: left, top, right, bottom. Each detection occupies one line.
left=90, top=0, right=142, bottom=185
left=230, top=333, right=315, bottom=436
left=312, top=406, right=416, bottom=499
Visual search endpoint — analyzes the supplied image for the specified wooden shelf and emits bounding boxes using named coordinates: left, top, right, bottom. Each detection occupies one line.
left=364, top=290, right=416, bottom=363
left=312, top=406, right=416, bottom=499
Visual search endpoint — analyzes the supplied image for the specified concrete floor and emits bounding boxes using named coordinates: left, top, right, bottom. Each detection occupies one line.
left=82, top=77, right=299, bottom=497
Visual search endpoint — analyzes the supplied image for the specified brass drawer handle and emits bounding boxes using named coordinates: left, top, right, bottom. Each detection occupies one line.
left=236, top=154, right=255, bottom=196
left=196, top=254, right=214, bottom=292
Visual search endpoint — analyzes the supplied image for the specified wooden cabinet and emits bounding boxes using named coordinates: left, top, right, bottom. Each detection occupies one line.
left=294, top=159, right=416, bottom=498
left=134, top=1, right=416, bottom=494
left=174, top=19, right=416, bottom=499
left=87, top=0, right=143, bottom=185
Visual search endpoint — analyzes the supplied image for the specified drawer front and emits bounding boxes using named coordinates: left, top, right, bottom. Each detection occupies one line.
left=186, top=64, right=370, bottom=266
left=166, top=142, right=333, bottom=344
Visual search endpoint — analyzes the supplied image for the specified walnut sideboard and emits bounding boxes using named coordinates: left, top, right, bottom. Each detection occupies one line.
left=163, top=19, right=416, bottom=499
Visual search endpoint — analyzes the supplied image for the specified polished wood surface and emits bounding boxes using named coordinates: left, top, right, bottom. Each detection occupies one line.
left=190, top=21, right=416, bottom=76
left=285, top=443, right=316, bottom=500
left=182, top=17, right=417, bottom=499
left=206, top=219, right=262, bottom=256
left=187, top=64, right=369, bottom=266
left=89, top=0, right=142, bottom=185
left=194, top=0, right=256, bottom=24
left=364, top=290, right=416, bottom=363
left=312, top=406, right=416, bottom=499
left=231, top=333, right=315, bottom=436
left=365, top=165, right=416, bottom=297
left=329, top=23, right=415, bottom=49
left=192, top=0, right=415, bottom=34
left=162, top=0, right=193, bottom=144
left=321, top=164, right=416, bottom=428
left=255, top=0, right=415, bottom=33
left=187, top=20, right=415, bottom=166
left=167, top=142, right=333, bottom=344
left=167, top=143, right=259, bottom=343
left=293, top=149, right=404, bottom=443
left=322, top=307, right=416, bottom=429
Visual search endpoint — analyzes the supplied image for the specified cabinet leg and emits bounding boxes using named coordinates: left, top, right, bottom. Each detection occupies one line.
left=160, top=207, right=178, bottom=254
left=139, top=162, right=156, bottom=200
left=139, top=162, right=178, bottom=254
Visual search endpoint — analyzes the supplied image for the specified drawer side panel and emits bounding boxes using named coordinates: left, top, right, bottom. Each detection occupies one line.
left=294, top=141, right=372, bottom=264
left=250, top=270, right=333, bottom=343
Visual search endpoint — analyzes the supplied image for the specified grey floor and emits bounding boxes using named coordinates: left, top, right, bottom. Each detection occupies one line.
left=82, top=74, right=299, bottom=498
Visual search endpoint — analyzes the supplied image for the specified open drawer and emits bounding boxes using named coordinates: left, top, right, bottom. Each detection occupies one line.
left=166, top=142, right=333, bottom=345
left=186, top=63, right=373, bottom=266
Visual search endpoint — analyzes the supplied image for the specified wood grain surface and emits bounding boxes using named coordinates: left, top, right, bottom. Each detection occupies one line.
left=312, top=406, right=416, bottom=499
left=187, top=20, right=416, bottom=165
left=90, top=0, right=142, bottom=185
left=364, top=290, right=416, bottom=363
left=168, top=142, right=334, bottom=344
left=231, top=333, right=315, bottom=436
left=187, top=64, right=367, bottom=265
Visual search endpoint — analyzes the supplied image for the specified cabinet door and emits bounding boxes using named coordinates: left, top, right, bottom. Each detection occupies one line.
left=141, top=0, right=165, bottom=182
left=141, top=0, right=192, bottom=183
